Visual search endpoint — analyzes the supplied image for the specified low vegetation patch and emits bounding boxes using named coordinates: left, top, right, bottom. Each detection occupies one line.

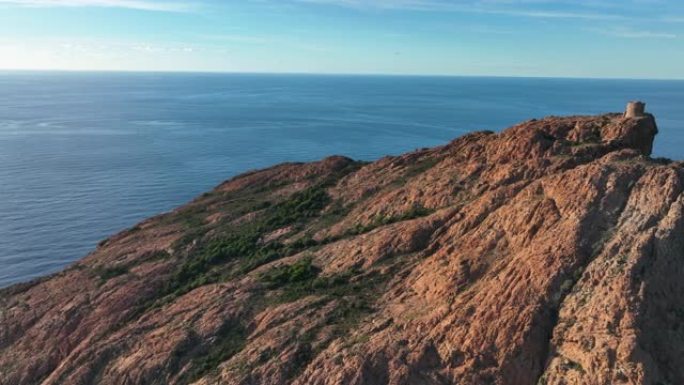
left=184, top=321, right=248, bottom=383
left=93, top=265, right=129, bottom=281
left=347, top=204, right=434, bottom=236
left=258, top=258, right=388, bottom=379
left=261, top=255, right=382, bottom=295
left=161, top=182, right=350, bottom=300
left=259, top=257, right=347, bottom=303
left=260, top=256, right=320, bottom=288
left=265, top=186, right=331, bottom=228
left=119, top=164, right=377, bottom=380
left=166, top=230, right=261, bottom=295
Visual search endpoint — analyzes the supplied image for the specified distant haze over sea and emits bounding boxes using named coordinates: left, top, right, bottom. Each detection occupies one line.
left=1, top=72, right=683, bottom=288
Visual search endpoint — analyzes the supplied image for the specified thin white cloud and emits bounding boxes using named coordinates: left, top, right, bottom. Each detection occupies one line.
left=295, top=0, right=459, bottom=10
left=131, top=44, right=195, bottom=53
left=591, top=26, right=677, bottom=39
left=199, top=34, right=331, bottom=53
left=201, top=34, right=275, bottom=45
left=0, top=0, right=194, bottom=12
left=482, top=8, right=623, bottom=20
left=294, top=0, right=625, bottom=20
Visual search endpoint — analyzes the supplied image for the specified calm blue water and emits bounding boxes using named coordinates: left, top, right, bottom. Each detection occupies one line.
left=1, top=72, right=683, bottom=288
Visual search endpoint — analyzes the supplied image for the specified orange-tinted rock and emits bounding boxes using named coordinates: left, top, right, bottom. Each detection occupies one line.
left=1, top=111, right=680, bottom=385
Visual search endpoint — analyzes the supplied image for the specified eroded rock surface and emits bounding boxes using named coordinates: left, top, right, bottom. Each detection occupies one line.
left=2, top=111, right=681, bottom=385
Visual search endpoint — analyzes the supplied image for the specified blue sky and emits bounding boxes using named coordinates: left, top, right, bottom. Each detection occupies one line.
left=0, top=0, right=683, bottom=78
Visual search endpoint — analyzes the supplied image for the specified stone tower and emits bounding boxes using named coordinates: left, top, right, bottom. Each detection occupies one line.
left=625, top=101, right=646, bottom=118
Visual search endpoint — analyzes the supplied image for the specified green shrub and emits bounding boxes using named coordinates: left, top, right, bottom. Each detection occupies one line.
left=347, top=204, right=433, bottom=236
left=260, top=257, right=320, bottom=288
left=236, top=248, right=281, bottom=275
left=185, top=320, right=247, bottom=382
left=259, top=258, right=360, bottom=304
left=286, top=236, right=320, bottom=253
left=166, top=230, right=261, bottom=296
left=256, top=263, right=384, bottom=379
left=93, top=265, right=128, bottom=281
left=265, top=186, right=330, bottom=228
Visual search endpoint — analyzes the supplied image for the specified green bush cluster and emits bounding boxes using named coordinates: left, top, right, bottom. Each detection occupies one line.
left=166, top=230, right=262, bottom=295
left=165, top=184, right=335, bottom=298
left=260, top=257, right=320, bottom=288
left=185, top=321, right=247, bottom=382
left=237, top=236, right=321, bottom=275
left=348, top=204, right=433, bottom=235
left=93, top=265, right=129, bottom=281
left=152, top=181, right=430, bottom=304
left=111, top=163, right=380, bottom=381
left=257, top=259, right=386, bottom=377
left=265, top=185, right=330, bottom=228
left=259, top=257, right=352, bottom=302
left=259, top=257, right=384, bottom=309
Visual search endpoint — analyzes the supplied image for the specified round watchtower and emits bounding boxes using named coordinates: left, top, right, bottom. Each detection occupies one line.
left=625, top=101, right=646, bottom=118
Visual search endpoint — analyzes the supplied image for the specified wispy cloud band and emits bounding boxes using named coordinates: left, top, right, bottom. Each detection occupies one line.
left=591, top=27, right=677, bottom=39
left=0, top=0, right=194, bottom=12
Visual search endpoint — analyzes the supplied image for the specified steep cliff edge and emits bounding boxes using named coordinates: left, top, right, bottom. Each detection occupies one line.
left=1, top=109, right=682, bottom=385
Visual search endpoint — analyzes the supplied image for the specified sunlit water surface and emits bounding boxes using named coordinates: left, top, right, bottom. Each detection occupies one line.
left=1, top=72, right=683, bottom=287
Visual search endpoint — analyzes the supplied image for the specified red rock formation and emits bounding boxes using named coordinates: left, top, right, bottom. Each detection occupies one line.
left=1, top=109, right=681, bottom=385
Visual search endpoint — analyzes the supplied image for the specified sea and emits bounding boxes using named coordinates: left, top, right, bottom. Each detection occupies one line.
left=1, top=72, right=683, bottom=288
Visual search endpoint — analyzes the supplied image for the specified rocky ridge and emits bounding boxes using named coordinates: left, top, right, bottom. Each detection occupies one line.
left=2, top=106, right=683, bottom=385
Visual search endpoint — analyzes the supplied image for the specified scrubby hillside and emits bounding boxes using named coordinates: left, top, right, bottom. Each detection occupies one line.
left=2, top=110, right=682, bottom=385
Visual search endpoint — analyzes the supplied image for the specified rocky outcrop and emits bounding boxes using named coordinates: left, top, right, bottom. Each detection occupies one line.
left=1, top=108, right=681, bottom=385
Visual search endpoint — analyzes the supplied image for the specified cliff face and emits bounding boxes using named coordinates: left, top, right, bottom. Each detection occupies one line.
left=1, top=111, right=681, bottom=385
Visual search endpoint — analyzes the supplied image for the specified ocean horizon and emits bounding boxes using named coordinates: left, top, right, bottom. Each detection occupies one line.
left=1, top=72, right=683, bottom=288
left=3, top=69, right=684, bottom=82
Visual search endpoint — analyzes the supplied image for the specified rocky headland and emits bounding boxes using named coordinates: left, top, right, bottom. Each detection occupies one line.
left=2, top=104, right=682, bottom=385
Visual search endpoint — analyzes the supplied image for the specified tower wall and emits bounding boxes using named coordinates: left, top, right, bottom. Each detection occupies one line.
left=625, top=101, right=646, bottom=118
